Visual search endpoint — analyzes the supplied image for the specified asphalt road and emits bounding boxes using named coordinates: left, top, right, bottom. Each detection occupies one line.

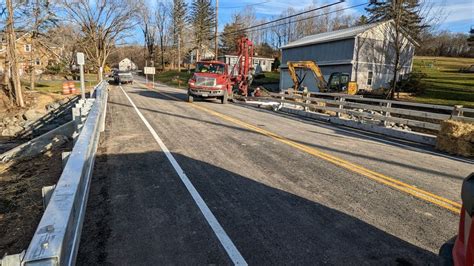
left=77, top=79, right=472, bottom=265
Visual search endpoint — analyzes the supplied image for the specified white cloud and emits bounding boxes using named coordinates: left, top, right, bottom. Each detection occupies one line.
left=439, top=1, right=474, bottom=23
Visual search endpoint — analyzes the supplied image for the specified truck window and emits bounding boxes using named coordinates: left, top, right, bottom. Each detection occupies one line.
left=196, top=63, right=225, bottom=74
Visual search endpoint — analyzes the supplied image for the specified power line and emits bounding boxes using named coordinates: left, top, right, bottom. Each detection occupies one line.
left=233, top=2, right=367, bottom=36
left=220, top=1, right=272, bottom=9
left=219, top=0, right=345, bottom=38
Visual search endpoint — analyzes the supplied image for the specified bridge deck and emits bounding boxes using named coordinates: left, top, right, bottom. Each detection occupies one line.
left=77, top=80, right=471, bottom=264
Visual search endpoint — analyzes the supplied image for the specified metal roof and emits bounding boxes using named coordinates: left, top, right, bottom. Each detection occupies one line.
left=280, top=22, right=381, bottom=50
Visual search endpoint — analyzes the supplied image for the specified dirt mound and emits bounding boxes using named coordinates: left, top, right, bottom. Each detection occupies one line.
left=436, top=120, right=474, bottom=157
left=0, top=141, right=70, bottom=256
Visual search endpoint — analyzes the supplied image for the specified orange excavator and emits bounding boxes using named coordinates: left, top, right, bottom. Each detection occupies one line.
left=287, top=61, right=358, bottom=95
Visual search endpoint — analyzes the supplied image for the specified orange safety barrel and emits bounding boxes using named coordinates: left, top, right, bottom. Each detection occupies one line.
left=68, top=81, right=76, bottom=94
left=62, top=82, right=70, bottom=95
left=453, top=173, right=474, bottom=266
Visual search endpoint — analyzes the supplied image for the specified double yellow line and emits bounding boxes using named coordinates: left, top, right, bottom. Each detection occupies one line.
left=136, top=82, right=462, bottom=214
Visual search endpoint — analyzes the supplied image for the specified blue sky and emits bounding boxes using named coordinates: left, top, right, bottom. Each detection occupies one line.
left=213, top=0, right=473, bottom=33
left=130, top=0, right=473, bottom=44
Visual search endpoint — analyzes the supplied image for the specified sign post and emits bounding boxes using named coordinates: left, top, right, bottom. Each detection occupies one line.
left=144, top=67, right=156, bottom=89
left=77, top=52, right=85, bottom=100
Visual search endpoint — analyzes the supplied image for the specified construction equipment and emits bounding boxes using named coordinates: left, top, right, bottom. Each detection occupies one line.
left=287, top=61, right=357, bottom=95
left=187, top=37, right=254, bottom=104
left=230, top=37, right=254, bottom=97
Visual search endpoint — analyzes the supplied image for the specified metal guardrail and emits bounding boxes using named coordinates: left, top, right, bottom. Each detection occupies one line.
left=20, top=81, right=108, bottom=265
left=249, top=91, right=474, bottom=132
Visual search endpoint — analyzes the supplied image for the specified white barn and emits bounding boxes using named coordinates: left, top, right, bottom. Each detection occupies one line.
left=119, top=58, right=137, bottom=71
left=279, top=21, right=416, bottom=92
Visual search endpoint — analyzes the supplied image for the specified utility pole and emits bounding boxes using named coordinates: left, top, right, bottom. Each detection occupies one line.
left=178, top=35, right=181, bottom=72
left=214, top=0, right=218, bottom=60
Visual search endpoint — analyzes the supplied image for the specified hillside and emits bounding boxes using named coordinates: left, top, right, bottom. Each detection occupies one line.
left=411, top=56, right=474, bottom=107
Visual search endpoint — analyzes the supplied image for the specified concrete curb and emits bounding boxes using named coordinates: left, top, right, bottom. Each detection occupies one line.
left=240, top=102, right=437, bottom=146
left=279, top=107, right=437, bottom=146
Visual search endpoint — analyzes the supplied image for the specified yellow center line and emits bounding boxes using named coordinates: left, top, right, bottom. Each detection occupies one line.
left=134, top=81, right=462, bottom=214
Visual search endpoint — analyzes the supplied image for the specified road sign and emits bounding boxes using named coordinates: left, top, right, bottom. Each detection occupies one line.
left=76, top=52, right=85, bottom=65
left=144, top=67, right=156, bottom=75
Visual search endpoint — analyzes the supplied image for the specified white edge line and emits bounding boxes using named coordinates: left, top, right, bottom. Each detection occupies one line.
left=119, top=86, right=248, bottom=266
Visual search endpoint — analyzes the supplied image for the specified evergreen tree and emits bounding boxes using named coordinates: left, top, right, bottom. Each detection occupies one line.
left=220, top=14, right=245, bottom=55
left=366, top=0, right=427, bottom=99
left=173, top=0, right=187, bottom=69
left=190, top=0, right=215, bottom=60
left=366, top=0, right=425, bottom=41
left=173, top=0, right=187, bottom=47
left=356, top=15, right=368, bottom=25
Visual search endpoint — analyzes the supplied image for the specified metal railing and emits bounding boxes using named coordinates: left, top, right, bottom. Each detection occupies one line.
left=21, top=81, right=108, bottom=265
left=248, top=90, right=474, bottom=133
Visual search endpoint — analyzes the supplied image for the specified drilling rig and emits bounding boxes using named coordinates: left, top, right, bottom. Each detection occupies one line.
left=187, top=37, right=254, bottom=104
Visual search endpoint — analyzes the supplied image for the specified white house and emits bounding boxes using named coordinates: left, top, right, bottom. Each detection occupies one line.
left=279, top=21, right=416, bottom=92
left=219, top=55, right=275, bottom=72
left=118, top=58, right=137, bottom=71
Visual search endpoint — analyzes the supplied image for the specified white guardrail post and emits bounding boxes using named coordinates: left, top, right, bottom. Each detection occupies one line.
left=19, top=81, right=108, bottom=266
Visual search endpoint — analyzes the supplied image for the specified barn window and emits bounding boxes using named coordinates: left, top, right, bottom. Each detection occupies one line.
left=24, top=44, right=32, bottom=52
left=367, top=71, right=373, bottom=86
left=35, top=58, right=41, bottom=65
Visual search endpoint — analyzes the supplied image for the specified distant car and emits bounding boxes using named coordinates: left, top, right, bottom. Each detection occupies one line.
left=114, top=71, right=133, bottom=84
left=439, top=173, right=474, bottom=266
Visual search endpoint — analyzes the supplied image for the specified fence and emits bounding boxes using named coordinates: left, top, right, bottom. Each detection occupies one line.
left=249, top=90, right=474, bottom=134
left=19, top=81, right=108, bottom=265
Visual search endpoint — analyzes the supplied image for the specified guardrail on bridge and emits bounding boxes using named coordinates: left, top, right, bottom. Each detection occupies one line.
left=17, top=81, right=108, bottom=265
left=245, top=90, right=474, bottom=145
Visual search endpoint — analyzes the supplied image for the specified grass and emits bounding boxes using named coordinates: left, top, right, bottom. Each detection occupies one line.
left=152, top=70, right=192, bottom=89
left=152, top=70, right=281, bottom=89
left=21, top=74, right=99, bottom=94
left=411, top=56, right=474, bottom=107
left=252, top=71, right=280, bottom=85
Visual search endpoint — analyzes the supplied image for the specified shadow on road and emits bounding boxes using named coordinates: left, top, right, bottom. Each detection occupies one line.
left=78, top=149, right=439, bottom=265
left=111, top=90, right=467, bottom=181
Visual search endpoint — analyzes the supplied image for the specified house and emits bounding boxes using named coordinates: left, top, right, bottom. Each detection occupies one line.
left=0, top=31, right=62, bottom=76
left=219, top=55, right=274, bottom=72
left=189, top=46, right=216, bottom=63
left=279, top=21, right=416, bottom=92
left=118, top=58, right=137, bottom=71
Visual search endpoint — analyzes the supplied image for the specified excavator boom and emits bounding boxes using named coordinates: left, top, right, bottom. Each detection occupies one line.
left=287, top=61, right=328, bottom=92
left=286, top=60, right=357, bottom=95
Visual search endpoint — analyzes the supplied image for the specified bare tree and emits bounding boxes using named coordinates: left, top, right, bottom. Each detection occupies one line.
left=48, top=23, right=81, bottom=79
left=138, top=0, right=156, bottom=67
left=156, top=1, right=170, bottom=70
left=367, top=0, right=427, bottom=99
left=62, top=0, right=139, bottom=79
left=4, top=0, right=24, bottom=107
left=23, top=0, right=57, bottom=90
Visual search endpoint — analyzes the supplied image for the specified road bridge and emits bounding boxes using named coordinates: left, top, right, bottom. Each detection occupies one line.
left=76, top=80, right=471, bottom=264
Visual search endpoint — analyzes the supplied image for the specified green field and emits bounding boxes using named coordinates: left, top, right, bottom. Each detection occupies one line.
left=153, top=70, right=280, bottom=89
left=152, top=70, right=192, bottom=89
left=412, top=56, right=474, bottom=107
left=22, top=74, right=99, bottom=93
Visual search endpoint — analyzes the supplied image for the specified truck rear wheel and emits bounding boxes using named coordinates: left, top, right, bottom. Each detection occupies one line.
left=221, top=90, right=228, bottom=104
left=187, top=94, right=194, bottom=103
